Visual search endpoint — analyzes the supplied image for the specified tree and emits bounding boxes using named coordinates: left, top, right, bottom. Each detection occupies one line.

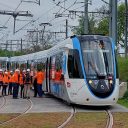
left=117, top=3, right=125, bottom=46
left=74, top=3, right=126, bottom=46
left=95, top=18, right=109, bottom=35
left=74, top=15, right=97, bottom=34
left=73, top=16, right=84, bottom=34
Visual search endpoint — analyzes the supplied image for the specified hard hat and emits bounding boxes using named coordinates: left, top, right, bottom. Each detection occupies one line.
left=27, top=69, right=30, bottom=72
left=15, top=69, right=20, bottom=72
left=10, top=71, right=13, bottom=73
left=0, top=69, right=3, bottom=72
left=5, top=72, right=8, bottom=74
left=23, top=69, right=26, bottom=72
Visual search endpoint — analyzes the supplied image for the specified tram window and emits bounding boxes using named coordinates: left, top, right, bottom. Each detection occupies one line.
left=68, top=49, right=84, bottom=78
left=50, top=52, right=64, bottom=81
left=55, top=53, right=63, bottom=71
left=37, top=63, right=45, bottom=71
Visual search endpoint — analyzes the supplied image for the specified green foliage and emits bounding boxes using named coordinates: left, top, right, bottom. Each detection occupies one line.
left=117, top=3, right=125, bottom=44
left=123, top=90, right=128, bottom=99
left=74, top=16, right=84, bottom=34
left=95, top=18, right=109, bottom=35
left=118, top=98, right=128, bottom=108
left=88, top=15, right=97, bottom=34
left=74, top=3, right=125, bottom=42
left=0, top=50, right=23, bottom=57
left=117, top=57, right=128, bottom=82
left=74, top=15, right=109, bottom=35
left=74, top=15, right=97, bottom=35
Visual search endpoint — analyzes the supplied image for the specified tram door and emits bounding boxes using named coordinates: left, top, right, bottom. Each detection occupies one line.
left=45, top=58, right=51, bottom=93
left=42, top=58, right=49, bottom=93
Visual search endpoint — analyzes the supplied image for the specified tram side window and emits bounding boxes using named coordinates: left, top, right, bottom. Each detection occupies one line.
left=50, top=53, right=63, bottom=81
left=55, top=53, right=63, bottom=71
left=37, top=62, right=45, bottom=71
left=68, top=49, right=84, bottom=79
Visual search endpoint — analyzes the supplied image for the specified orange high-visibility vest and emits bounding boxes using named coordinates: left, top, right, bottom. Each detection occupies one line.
left=11, top=74, right=15, bottom=83
left=55, top=71, right=61, bottom=81
left=0, top=74, right=3, bottom=82
left=37, top=71, right=45, bottom=84
left=13, top=72, right=19, bottom=83
left=19, top=74, right=23, bottom=85
left=3, top=74, right=9, bottom=84
left=9, top=75, right=13, bottom=83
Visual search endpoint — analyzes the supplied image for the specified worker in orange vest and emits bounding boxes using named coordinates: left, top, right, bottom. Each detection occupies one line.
left=33, top=70, right=37, bottom=97
left=8, top=71, right=13, bottom=95
left=36, top=68, right=45, bottom=97
left=12, top=69, right=20, bottom=99
left=55, top=69, right=62, bottom=81
left=19, top=70, right=25, bottom=98
left=0, top=69, right=3, bottom=96
left=24, top=69, right=31, bottom=99
left=2, top=71, right=9, bottom=96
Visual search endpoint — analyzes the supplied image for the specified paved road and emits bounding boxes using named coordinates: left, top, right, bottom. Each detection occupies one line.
left=0, top=94, right=128, bottom=113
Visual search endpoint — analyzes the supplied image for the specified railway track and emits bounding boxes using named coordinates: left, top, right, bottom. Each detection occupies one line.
left=0, top=96, right=6, bottom=110
left=0, top=97, right=33, bottom=126
left=106, top=110, right=113, bottom=128
left=58, top=106, right=75, bottom=128
left=57, top=106, right=114, bottom=128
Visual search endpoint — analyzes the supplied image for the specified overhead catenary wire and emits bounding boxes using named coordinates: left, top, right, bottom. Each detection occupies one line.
left=53, top=0, right=78, bottom=14
left=15, top=4, right=58, bottom=33
left=16, top=0, right=79, bottom=43
left=47, top=0, right=78, bottom=25
left=0, top=0, right=81, bottom=47
left=1, top=0, right=78, bottom=37
left=0, top=1, right=23, bottom=40
left=14, top=0, right=66, bottom=33
left=100, top=0, right=109, bottom=5
left=53, top=0, right=82, bottom=18
left=1, top=1, right=23, bottom=30
left=16, top=5, right=64, bottom=34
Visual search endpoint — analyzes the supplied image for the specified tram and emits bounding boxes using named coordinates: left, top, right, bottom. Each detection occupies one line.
left=3, top=35, right=119, bottom=106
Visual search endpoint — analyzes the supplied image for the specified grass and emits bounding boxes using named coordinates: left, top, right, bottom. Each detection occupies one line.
left=0, top=113, right=108, bottom=128
left=117, top=98, right=128, bottom=108
left=0, top=113, right=70, bottom=128
left=117, top=57, right=128, bottom=82
left=0, top=114, right=19, bottom=123
left=65, top=112, right=107, bottom=128
left=113, top=113, right=128, bottom=128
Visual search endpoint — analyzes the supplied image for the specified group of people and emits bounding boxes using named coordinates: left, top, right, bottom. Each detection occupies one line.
left=0, top=68, right=45, bottom=99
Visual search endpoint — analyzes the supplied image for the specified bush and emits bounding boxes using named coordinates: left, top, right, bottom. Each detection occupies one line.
left=117, top=57, right=128, bottom=82
left=123, top=90, right=128, bottom=100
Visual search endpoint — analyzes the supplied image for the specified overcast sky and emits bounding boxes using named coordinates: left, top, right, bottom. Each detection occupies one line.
left=0, top=0, right=123, bottom=44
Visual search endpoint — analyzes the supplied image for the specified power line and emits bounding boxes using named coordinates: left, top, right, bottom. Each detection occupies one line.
left=53, top=0, right=82, bottom=18
left=53, top=0, right=78, bottom=14
left=47, top=0, right=78, bottom=25
left=0, top=1, right=23, bottom=39
left=15, top=4, right=57, bottom=33
left=21, top=0, right=40, bottom=5
left=0, top=10, right=33, bottom=34
left=2, top=1, right=23, bottom=29
left=14, top=0, right=66, bottom=33
left=100, top=0, right=109, bottom=5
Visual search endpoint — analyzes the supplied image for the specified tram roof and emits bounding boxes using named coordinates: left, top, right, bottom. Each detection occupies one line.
left=0, top=57, right=8, bottom=61
left=10, top=38, right=72, bottom=62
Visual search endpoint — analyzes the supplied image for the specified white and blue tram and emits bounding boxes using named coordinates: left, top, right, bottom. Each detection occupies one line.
left=7, top=35, right=119, bottom=106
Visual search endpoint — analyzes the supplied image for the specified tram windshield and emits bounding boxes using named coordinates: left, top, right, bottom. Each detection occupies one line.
left=79, top=36, right=114, bottom=79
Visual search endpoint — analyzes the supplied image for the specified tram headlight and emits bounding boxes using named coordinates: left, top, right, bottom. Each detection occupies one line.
left=109, top=80, right=113, bottom=84
left=89, top=80, right=93, bottom=84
